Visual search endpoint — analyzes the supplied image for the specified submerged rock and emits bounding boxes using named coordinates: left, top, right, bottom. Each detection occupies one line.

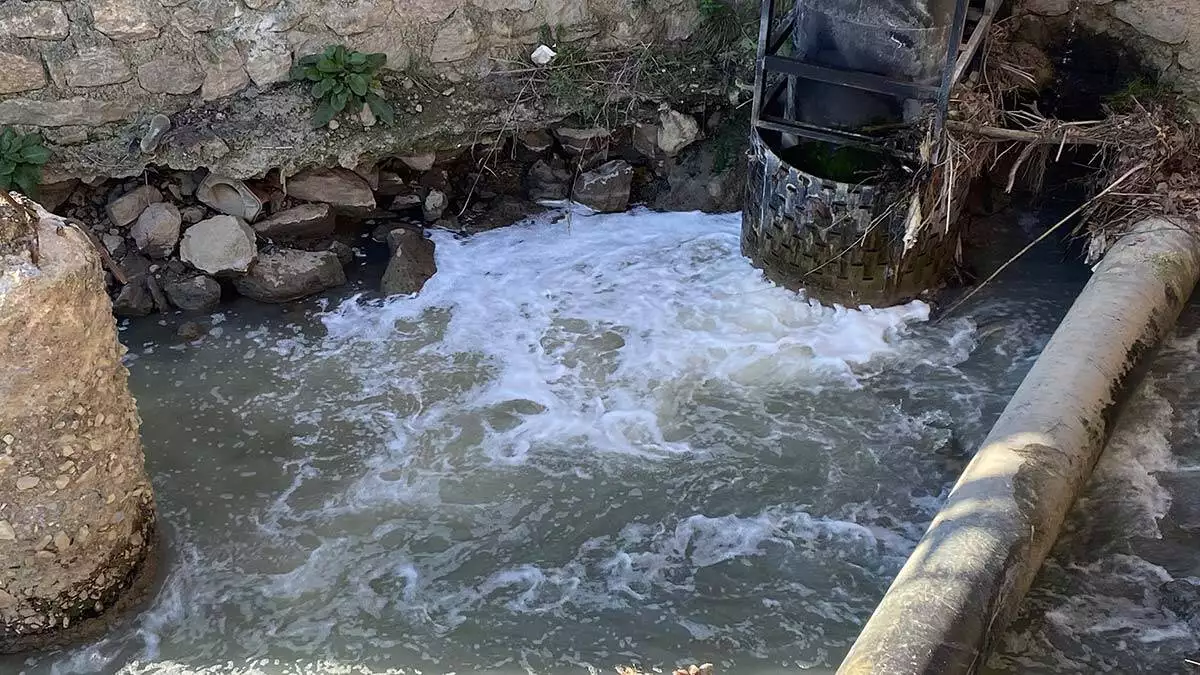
left=233, top=249, right=346, bottom=303
left=252, top=203, right=335, bottom=240
left=381, top=228, right=436, bottom=296
left=573, top=159, right=633, bottom=212
left=180, top=215, right=258, bottom=275
left=130, top=202, right=181, bottom=258
left=163, top=274, right=222, bottom=311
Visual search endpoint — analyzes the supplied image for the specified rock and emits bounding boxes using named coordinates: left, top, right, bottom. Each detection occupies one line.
left=1, top=2, right=70, bottom=40
left=1111, top=0, right=1190, bottom=45
left=118, top=252, right=153, bottom=283
left=139, top=114, right=172, bottom=153
left=131, top=203, right=181, bottom=258
left=526, top=158, right=572, bottom=201
left=91, top=0, right=162, bottom=41
left=381, top=229, right=437, bottom=296
left=431, top=11, right=480, bottom=63
left=657, top=108, right=700, bottom=156
left=0, top=97, right=136, bottom=127
left=554, top=127, right=610, bottom=155
left=530, top=44, right=557, bottom=66
left=423, top=190, right=447, bottom=221
left=177, top=321, right=208, bottom=340
left=244, top=43, right=292, bottom=88
left=163, top=275, right=222, bottom=311
left=101, top=233, right=125, bottom=256
left=1162, top=579, right=1200, bottom=620
left=196, top=174, right=263, bottom=221
left=323, top=0, right=390, bottom=36
left=519, top=129, right=554, bottom=153
left=179, top=205, right=208, bottom=225
left=137, top=56, right=205, bottom=94
left=1024, top=0, right=1070, bottom=15
left=179, top=215, right=258, bottom=275
left=325, top=240, right=354, bottom=266
left=233, top=249, right=346, bottom=302
left=400, top=153, right=436, bottom=171
left=390, top=194, right=423, bottom=209
left=0, top=520, right=14, bottom=541
left=253, top=204, right=335, bottom=240
left=199, top=43, right=250, bottom=101
left=0, top=52, right=46, bottom=95
left=573, top=160, right=632, bottom=213
left=106, top=185, right=164, bottom=227
left=37, top=179, right=78, bottom=213
left=286, top=168, right=375, bottom=211
left=113, top=282, right=155, bottom=317
left=360, top=105, right=376, bottom=128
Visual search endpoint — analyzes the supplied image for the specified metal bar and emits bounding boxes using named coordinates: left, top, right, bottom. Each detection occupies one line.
left=754, top=115, right=919, bottom=162
left=785, top=75, right=796, bottom=122
left=762, top=55, right=939, bottom=100
left=766, top=6, right=796, bottom=55
left=750, top=0, right=775, bottom=129
left=951, top=0, right=1001, bottom=87
left=933, top=0, right=974, bottom=148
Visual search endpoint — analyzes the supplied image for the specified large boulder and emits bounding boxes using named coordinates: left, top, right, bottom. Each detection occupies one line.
left=162, top=274, right=222, bottom=311
left=105, top=185, right=163, bottom=227
left=179, top=215, right=258, bottom=275
left=286, top=168, right=375, bottom=211
left=130, top=202, right=180, bottom=258
left=573, top=160, right=633, bottom=213
left=233, top=249, right=345, bottom=303
left=252, top=204, right=335, bottom=240
left=381, top=229, right=436, bottom=296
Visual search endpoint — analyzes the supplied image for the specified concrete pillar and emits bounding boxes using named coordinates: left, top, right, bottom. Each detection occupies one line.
left=837, top=217, right=1200, bottom=674
left=0, top=197, right=157, bottom=653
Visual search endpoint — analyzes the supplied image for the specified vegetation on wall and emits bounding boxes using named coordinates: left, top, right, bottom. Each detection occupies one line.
left=291, top=45, right=395, bottom=129
left=0, top=128, right=49, bottom=197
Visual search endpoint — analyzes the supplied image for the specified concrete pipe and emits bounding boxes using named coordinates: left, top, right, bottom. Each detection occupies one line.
left=837, top=217, right=1200, bottom=674
left=0, top=197, right=157, bottom=653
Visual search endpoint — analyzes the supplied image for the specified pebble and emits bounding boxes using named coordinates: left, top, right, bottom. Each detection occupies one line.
left=16, top=476, right=39, bottom=491
left=0, top=520, right=15, bottom=541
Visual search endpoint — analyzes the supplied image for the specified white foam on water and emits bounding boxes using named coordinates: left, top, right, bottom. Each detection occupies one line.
left=319, top=209, right=929, bottom=469
left=12, top=209, right=971, bottom=675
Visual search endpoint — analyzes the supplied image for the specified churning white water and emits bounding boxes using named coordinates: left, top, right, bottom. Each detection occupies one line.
left=3, top=209, right=1095, bottom=675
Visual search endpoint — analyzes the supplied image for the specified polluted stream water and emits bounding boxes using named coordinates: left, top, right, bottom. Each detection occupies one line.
left=1, top=207, right=1126, bottom=674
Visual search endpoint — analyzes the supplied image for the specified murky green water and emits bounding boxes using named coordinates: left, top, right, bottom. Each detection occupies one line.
left=2, top=209, right=1095, bottom=675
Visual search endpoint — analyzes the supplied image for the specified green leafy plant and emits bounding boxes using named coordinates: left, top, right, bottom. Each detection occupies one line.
left=0, top=127, right=49, bottom=197
left=291, top=45, right=394, bottom=128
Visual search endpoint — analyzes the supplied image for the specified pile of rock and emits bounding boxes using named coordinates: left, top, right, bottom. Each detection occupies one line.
left=39, top=105, right=717, bottom=317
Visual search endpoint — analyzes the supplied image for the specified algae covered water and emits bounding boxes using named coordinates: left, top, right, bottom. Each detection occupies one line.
left=3, top=209, right=1087, bottom=674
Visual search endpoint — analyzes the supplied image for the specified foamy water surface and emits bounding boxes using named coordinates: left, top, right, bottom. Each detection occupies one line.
left=1, top=210, right=1092, bottom=674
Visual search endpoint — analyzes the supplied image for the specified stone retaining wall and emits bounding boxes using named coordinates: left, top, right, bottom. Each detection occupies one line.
left=0, top=0, right=713, bottom=180
left=1022, top=0, right=1200, bottom=109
